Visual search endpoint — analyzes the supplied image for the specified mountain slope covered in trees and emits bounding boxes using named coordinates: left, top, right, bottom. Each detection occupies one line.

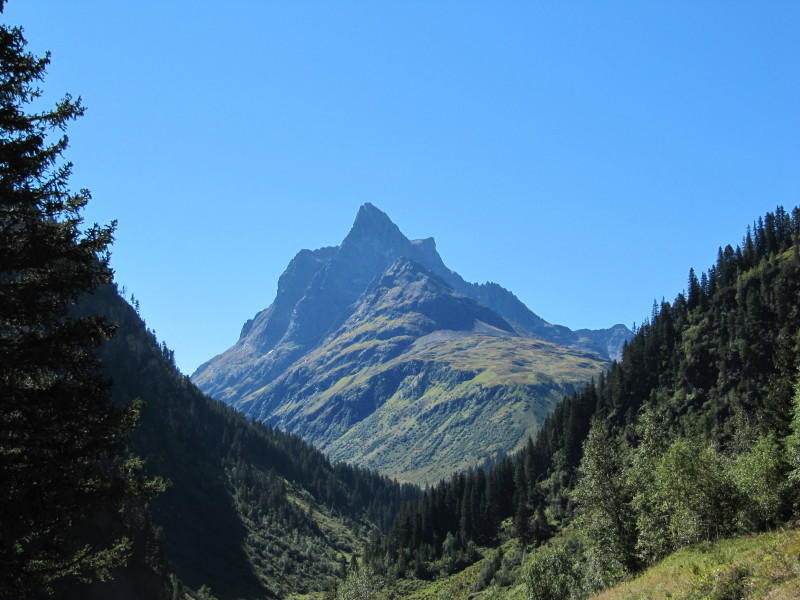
left=364, top=206, right=800, bottom=600
left=77, top=286, right=418, bottom=600
left=193, top=204, right=625, bottom=482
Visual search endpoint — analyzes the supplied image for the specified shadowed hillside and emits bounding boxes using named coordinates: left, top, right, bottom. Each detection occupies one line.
left=76, top=286, right=418, bottom=599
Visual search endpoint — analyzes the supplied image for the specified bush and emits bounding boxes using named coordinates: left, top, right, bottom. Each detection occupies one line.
left=728, top=434, right=788, bottom=530
left=685, top=565, right=750, bottom=600
left=525, top=538, right=584, bottom=600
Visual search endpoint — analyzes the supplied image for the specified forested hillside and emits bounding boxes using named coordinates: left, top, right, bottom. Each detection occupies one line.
left=74, top=286, right=418, bottom=599
left=364, top=206, right=800, bottom=599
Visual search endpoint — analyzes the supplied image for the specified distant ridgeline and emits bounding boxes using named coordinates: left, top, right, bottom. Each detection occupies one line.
left=71, top=286, right=418, bottom=600
left=366, top=206, right=800, bottom=597
left=192, top=204, right=630, bottom=483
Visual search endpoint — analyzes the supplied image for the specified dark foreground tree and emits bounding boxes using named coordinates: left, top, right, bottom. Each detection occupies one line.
left=0, top=3, right=152, bottom=596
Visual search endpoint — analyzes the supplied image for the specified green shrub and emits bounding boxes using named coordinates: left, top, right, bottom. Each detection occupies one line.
left=525, top=538, right=584, bottom=600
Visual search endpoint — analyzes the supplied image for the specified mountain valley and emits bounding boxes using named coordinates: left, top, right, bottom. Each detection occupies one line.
left=4, top=6, right=799, bottom=600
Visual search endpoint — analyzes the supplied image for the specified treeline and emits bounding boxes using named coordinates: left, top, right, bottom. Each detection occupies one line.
left=367, top=206, right=800, bottom=584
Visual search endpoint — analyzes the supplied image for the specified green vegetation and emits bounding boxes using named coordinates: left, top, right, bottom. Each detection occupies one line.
left=520, top=387, right=799, bottom=600
left=243, top=291, right=606, bottom=484
left=592, top=528, right=800, bottom=600
left=81, top=285, right=419, bottom=599
left=330, top=527, right=800, bottom=600
left=0, top=8, right=163, bottom=597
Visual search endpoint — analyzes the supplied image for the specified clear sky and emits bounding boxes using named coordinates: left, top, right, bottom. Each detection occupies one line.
left=7, top=1, right=798, bottom=375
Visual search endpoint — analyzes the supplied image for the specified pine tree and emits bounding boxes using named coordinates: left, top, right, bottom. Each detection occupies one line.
left=0, top=4, right=145, bottom=595
left=514, top=499, right=531, bottom=545
left=787, top=368, right=800, bottom=495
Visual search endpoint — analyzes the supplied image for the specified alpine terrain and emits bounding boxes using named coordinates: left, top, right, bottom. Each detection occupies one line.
left=193, top=204, right=630, bottom=482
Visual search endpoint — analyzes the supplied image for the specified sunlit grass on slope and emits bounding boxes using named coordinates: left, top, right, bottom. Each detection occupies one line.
left=314, top=333, right=603, bottom=483
left=317, top=329, right=603, bottom=481
left=299, top=326, right=604, bottom=413
left=591, top=528, right=800, bottom=600
left=264, top=319, right=605, bottom=483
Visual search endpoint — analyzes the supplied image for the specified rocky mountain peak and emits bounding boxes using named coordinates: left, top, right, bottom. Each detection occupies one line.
left=341, top=203, right=407, bottom=249
left=192, top=203, right=631, bottom=405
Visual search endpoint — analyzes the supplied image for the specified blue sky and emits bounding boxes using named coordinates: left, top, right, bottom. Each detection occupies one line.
left=7, top=1, right=799, bottom=374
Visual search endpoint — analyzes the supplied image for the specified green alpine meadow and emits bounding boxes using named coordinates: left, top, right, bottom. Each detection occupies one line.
left=2, top=2, right=798, bottom=600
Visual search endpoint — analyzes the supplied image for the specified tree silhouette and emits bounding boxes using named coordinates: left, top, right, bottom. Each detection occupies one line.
left=0, top=4, right=146, bottom=595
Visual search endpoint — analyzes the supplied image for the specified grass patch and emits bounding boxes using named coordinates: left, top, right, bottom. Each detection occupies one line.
left=591, top=527, right=800, bottom=600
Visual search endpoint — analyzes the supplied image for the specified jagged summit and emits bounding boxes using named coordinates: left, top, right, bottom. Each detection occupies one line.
left=351, top=202, right=395, bottom=230
left=342, top=202, right=407, bottom=249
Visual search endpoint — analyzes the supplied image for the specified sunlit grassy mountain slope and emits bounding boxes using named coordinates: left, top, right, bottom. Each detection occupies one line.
left=192, top=204, right=623, bottom=482
left=590, top=528, right=800, bottom=600
left=76, top=286, right=417, bottom=600
left=242, top=258, right=606, bottom=483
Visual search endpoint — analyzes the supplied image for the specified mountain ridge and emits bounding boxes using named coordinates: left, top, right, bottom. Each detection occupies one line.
left=194, top=203, right=628, bottom=397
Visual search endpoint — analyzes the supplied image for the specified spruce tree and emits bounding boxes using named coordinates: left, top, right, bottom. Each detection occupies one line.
left=0, top=3, right=141, bottom=595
